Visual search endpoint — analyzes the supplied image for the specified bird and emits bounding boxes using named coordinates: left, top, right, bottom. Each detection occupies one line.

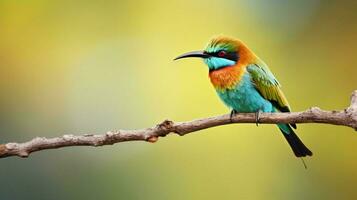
left=174, top=35, right=312, bottom=158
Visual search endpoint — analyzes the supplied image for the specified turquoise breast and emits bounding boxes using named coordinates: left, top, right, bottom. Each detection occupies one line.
left=216, top=72, right=273, bottom=113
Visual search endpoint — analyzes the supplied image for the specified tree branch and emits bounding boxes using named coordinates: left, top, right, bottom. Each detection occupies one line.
left=0, top=91, right=356, bottom=159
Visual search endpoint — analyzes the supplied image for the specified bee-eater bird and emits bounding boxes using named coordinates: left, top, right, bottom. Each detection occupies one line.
left=174, top=36, right=312, bottom=157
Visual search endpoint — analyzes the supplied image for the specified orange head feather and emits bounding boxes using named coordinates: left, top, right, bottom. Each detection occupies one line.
left=205, top=36, right=257, bottom=90
left=174, top=35, right=258, bottom=90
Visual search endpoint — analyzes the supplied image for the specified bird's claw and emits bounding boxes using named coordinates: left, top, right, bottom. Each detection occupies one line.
left=255, top=110, right=261, bottom=126
left=230, top=110, right=237, bottom=122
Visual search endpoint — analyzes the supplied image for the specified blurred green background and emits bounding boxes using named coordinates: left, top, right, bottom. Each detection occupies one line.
left=0, top=0, right=356, bottom=199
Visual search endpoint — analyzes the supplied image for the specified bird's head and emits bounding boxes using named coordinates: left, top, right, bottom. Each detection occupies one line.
left=175, top=36, right=252, bottom=71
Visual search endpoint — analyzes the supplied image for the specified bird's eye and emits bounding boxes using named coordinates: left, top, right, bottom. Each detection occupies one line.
left=217, top=50, right=227, bottom=57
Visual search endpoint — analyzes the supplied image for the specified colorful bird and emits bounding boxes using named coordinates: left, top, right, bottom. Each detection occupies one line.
left=174, top=36, right=312, bottom=158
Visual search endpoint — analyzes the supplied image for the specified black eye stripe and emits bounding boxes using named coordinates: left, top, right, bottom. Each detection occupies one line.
left=205, top=51, right=239, bottom=62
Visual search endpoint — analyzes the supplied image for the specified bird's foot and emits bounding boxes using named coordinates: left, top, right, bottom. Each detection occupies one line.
left=230, top=110, right=238, bottom=122
left=255, top=110, right=261, bottom=126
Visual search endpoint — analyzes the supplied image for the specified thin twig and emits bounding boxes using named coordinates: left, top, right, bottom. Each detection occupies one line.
left=0, top=91, right=356, bottom=159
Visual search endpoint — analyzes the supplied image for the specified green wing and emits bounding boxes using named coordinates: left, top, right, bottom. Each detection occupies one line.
left=247, top=62, right=291, bottom=112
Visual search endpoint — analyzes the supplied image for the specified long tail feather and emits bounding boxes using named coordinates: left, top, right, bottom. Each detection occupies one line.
left=278, top=124, right=312, bottom=157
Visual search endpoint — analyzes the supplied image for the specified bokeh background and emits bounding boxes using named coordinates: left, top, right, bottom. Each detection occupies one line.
left=0, top=0, right=356, bottom=199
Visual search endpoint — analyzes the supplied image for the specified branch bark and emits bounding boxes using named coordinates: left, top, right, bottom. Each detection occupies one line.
left=0, top=91, right=356, bottom=159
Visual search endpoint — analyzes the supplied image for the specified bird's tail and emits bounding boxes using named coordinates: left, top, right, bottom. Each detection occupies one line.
left=277, top=124, right=312, bottom=157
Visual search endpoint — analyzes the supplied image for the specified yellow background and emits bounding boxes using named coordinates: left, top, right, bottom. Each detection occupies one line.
left=0, top=0, right=356, bottom=199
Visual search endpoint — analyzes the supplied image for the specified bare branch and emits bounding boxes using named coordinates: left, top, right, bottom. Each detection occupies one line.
left=0, top=91, right=356, bottom=159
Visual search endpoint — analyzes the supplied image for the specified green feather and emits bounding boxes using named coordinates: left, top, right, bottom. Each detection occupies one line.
left=246, top=62, right=291, bottom=112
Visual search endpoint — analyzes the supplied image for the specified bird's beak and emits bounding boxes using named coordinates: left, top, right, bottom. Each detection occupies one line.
left=174, top=50, right=210, bottom=60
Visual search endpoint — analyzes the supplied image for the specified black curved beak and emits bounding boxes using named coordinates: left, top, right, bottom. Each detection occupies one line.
left=174, top=50, right=210, bottom=60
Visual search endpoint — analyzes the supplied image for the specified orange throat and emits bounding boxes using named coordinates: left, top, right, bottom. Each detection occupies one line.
left=209, top=64, right=246, bottom=90
left=208, top=43, right=257, bottom=90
